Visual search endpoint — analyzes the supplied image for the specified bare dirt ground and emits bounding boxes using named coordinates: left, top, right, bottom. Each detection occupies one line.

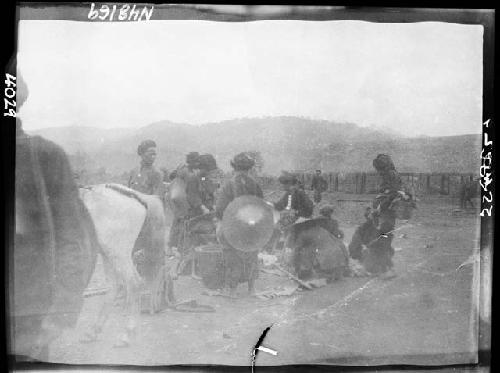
left=49, top=192, right=481, bottom=367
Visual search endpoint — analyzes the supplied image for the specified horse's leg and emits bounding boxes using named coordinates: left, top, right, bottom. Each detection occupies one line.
left=191, top=252, right=202, bottom=280
left=114, top=280, right=126, bottom=307
left=80, top=254, right=116, bottom=343
left=113, top=270, right=141, bottom=348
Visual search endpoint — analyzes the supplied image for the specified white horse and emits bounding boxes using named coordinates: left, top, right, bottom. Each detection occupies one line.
left=78, top=183, right=169, bottom=347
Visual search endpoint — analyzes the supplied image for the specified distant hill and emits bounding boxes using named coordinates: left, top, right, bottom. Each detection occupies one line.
left=300, top=134, right=481, bottom=173
left=30, top=116, right=480, bottom=176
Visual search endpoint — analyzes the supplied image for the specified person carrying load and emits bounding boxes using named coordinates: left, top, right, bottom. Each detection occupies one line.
left=215, top=153, right=274, bottom=298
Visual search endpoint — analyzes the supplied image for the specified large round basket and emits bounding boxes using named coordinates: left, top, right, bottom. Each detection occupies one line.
left=194, top=244, right=224, bottom=290
left=221, top=195, right=275, bottom=252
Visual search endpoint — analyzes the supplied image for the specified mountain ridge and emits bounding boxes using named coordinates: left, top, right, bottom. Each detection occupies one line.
left=29, top=116, right=480, bottom=175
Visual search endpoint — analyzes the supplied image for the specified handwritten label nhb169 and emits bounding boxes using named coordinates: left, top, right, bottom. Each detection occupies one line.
left=88, top=3, right=154, bottom=21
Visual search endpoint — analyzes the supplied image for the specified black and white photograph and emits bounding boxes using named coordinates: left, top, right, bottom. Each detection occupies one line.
left=5, top=3, right=494, bottom=370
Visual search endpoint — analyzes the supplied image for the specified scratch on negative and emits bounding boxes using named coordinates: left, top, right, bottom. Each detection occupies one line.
left=251, top=325, right=276, bottom=370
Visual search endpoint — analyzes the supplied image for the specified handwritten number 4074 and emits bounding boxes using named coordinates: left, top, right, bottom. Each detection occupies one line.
left=4, top=73, right=16, bottom=117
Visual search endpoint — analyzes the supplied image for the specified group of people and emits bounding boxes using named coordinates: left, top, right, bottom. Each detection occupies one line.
left=125, top=138, right=413, bottom=293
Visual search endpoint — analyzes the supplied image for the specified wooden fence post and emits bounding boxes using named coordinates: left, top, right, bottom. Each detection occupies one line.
left=361, top=173, right=366, bottom=194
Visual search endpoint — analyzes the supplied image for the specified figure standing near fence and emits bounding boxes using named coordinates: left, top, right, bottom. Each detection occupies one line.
left=311, top=169, right=328, bottom=204
left=459, top=178, right=475, bottom=209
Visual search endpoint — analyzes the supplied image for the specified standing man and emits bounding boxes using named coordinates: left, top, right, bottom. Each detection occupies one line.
left=127, top=140, right=167, bottom=280
left=12, top=71, right=97, bottom=361
left=215, top=153, right=264, bottom=298
left=311, top=169, right=328, bottom=204
left=128, top=140, right=164, bottom=198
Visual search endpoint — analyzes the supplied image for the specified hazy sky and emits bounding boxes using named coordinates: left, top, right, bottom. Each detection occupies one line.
left=17, top=20, right=483, bottom=136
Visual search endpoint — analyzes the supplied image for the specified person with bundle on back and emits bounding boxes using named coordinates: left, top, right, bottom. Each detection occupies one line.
left=167, top=152, right=217, bottom=278
left=168, top=152, right=206, bottom=256
left=215, top=153, right=265, bottom=298
left=183, top=153, right=219, bottom=252
left=349, top=154, right=414, bottom=280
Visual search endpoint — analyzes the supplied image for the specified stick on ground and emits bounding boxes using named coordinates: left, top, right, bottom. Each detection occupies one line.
left=272, top=264, right=313, bottom=290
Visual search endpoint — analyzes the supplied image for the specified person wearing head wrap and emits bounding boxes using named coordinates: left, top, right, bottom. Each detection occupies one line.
left=185, top=151, right=201, bottom=171
left=12, top=69, right=97, bottom=360
left=373, top=154, right=403, bottom=206
left=311, top=169, right=328, bottom=204
left=173, top=152, right=206, bottom=217
left=167, top=151, right=211, bottom=262
left=365, top=154, right=406, bottom=279
left=179, top=153, right=219, bottom=262
left=215, top=152, right=264, bottom=297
